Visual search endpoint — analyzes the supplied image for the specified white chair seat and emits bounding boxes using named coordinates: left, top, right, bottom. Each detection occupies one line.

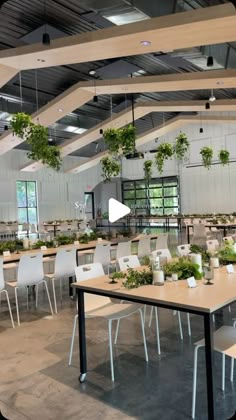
left=87, top=303, right=142, bottom=320
left=3, top=263, right=17, bottom=269
left=6, top=281, right=18, bottom=287
left=195, top=326, right=236, bottom=358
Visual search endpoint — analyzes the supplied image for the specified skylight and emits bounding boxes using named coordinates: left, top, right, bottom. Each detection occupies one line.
left=104, top=9, right=149, bottom=26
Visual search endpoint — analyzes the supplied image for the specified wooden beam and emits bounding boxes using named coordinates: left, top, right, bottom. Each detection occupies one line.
left=0, top=64, right=18, bottom=88
left=66, top=115, right=236, bottom=174
left=0, top=4, right=234, bottom=70
left=21, top=99, right=236, bottom=172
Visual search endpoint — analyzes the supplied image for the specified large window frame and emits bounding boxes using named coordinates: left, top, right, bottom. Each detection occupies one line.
left=122, top=177, right=180, bottom=216
left=16, top=181, right=38, bottom=225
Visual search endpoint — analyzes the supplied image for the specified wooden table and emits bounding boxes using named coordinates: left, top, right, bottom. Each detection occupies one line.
left=187, top=223, right=236, bottom=243
left=72, top=267, right=236, bottom=419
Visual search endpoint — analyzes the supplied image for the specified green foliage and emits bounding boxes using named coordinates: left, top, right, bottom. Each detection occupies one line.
left=32, top=239, right=54, bottom=249
left=155, top=143, right=174, bottom=174
left=218, top=149, right=230, bottom=166
left=0, top=239, right=23, bottom=254
left=56, top=234, right=76, bottom=246
left=143, top=160, right=153, bottom=181
left=122, top=268, right=153, bottom=289
left=217, top=243, right=236, bottom=264
left=189, top=244, right=211, bottom=263
left=78, top=232, right=98, bottom=244
left=110, top=271, right=126, bottom=280
left=100, top=156, right=121, bottom=182
left=10, top=113, right=61, bottom=171
left=174, top=132, right=189, bottom=160
left=103, top=124, right=136, bottom=156
left=163, top=257, right=202, bottom=280
left=200, top=146, right=213, bottom=169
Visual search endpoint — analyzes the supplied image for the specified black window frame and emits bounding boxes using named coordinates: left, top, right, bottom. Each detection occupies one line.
left=16, top=180, right=38, bottom=224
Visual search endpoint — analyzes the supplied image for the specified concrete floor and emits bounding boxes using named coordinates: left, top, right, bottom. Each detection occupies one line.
left=1, top=231, right=236, bottom=420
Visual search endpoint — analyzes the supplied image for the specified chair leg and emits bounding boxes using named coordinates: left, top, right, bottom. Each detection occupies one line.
left=59, top=277, right=62, bottom=303
left=192, top=345, right=200, bottom=419
left=35, top=284, right=38, bottom=308
left=114, top=319, right=120, bottom=345
left=222, top=353, right=226, bottom=391
left=68, top=315, right=78, bottom=366
left=149, top=306, right=154, bottom=327
left=3, top=290, right=14, bottom=328
left=187, top=313, right=191, bottom=336
left=42, top=280, right=53, bottom=315
left=177, top=311, right=183, bottom=340
left=51, top=278, right=57, bottom=314
left=230, top=358, right=234, bottom=382
left=139, top=308, right=148, bottom=362
left=154, top=307, right=161, bottom=355
left=15, top=287, right=20, bottom=326
left=26, top=286, right=29, bottom=310
left=108, top=320, right=115, bottom=382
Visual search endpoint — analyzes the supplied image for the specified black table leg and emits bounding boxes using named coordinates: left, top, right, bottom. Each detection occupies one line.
left=187, top=226, right=190, bottom=243
left=77, top=289, right=87, bottom=383
left=204, top=313, right=215, bottom=419
left=69, top=276, right=73, bottom=297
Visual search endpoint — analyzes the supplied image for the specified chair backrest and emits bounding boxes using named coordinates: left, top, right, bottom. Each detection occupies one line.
left=116, top=241, right=131, bottom=260
left=193, top=224, right=206, bottom=237
left=0, top=258, right=4, bottom=291
left=30, top=223, right=37, bottom=233
left=206, top=239, right=219, bottom=251
left=17, top=253, right=44, bottom=286
left=22, top=222, right=29, bottom=231
left=75, top=263, right=111, bottom=312
left=94, top=242, right=111, bottom=266
left=177, top=244, right=191, bottom=256
left=118, top=255, right=141, bottom=271
left=138, top=237, right=151, bottom=258
left=152, top=248, right=172, bottom=262
left=155, top=233, right=168, bottom=250
left=54, top=248, right=77, bottom=278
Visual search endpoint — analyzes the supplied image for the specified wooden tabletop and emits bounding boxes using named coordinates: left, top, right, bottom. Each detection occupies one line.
left=72, top=266, right=236, bottom=314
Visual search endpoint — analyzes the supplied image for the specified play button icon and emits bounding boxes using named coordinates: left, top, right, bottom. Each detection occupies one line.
left=108, top=198, right=130, bottom=223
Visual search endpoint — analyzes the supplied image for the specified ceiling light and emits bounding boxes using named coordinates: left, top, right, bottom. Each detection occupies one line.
left=140, top=40, right=151, bottom=46
left=199, top=127, right=203, bottom=133
left=207, top=56, right=214, bottom=67
left=42, top=32, right=50, bottom=45
left=93, top=95, right=98, bottom=103
left=58, top=108, right=63, bottom=112
left=89, top=70, right=96, bottom=76
left=209, top=94, right=216, bottom=102
left=104, top=10, right=148, bottom=26
left=205, top=102, right=210, bottom=110
left=48, top=137, right=53, bottom=142
left=4, top=125, right=8, bottom=131
left=99, top=128, right=103, bottom=135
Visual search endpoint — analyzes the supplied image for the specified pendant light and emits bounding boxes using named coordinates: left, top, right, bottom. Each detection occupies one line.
left=199, top=111, right=203, bottom=133
left=205, top=102, right=210, bottom=110
left=42, top=0, right=50, bottom=45
left=207, top=45, right=214, bottom=67
left=209, top=88, right=216, bottom=102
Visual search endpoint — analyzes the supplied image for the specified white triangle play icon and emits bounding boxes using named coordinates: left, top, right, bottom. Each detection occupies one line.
left=109, top=198, right=130, bottom=223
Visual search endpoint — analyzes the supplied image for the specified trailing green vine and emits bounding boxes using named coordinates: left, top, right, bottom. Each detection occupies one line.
left=155, top=143, right=173, bottom=174
left=174, top=132, right=189, bottom=161
left=143, top=160, right=153, bottom=181
left=200, top=146, right=213, bottom=169
left=218, top=149, right=230, bottom=166
left=100, top=156, right=121, bottom=182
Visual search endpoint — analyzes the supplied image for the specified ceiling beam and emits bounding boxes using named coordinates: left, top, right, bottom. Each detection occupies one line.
left=0, top=4, right=235, bottom=70
left=21, top=99, right=236, bottom=172
left=0, top=64, right=18, bottom=88
left=66, top=115, right=236, bottom=174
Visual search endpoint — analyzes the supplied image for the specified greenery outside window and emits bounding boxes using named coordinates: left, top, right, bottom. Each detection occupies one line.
left=16, top=181, right=38, bottom=224
left=122, top=177, right=179, bottom=216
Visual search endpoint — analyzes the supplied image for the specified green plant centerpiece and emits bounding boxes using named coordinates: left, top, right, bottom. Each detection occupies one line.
left=10, top=112, right=61, bottom=171
left=218, top=149, right=230, bottom=166
left=217, top=243, right=236, bottom=264
left=200, top=146, right=213, bottom=169
left=189, top=244, right=211, bottom=263
left=122, top=268, right=153, bottom=289
left=100, top=156, right=121, bottom=182
left=174, top=132, right=190, bottom=160
left=143, top=160, right=153, bottom=181
left=163, top=256, right=202, bottom=280
left=155, top=143, right=174, bottom=174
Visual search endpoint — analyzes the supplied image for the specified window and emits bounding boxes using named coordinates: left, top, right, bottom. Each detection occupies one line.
left=16, top=181, right=38, bottom=224
left=122, top=177, right=179, bottom=216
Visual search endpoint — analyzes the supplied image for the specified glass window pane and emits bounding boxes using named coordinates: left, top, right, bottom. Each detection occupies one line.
left=164, top=186, right=178, bottom=196
left=123, top=190, right=135, bottom=199
left=16, top=181, right=27, bottom=207
left=123, top=182, right=135, bottom=190
left=151, top=208, right=164, bottom=216
left=164, top=207, right=178, bottom=215
left=135, top=199, right=147, bottom=209
left=18, top=208, right=27, bottom=223
left=149, top=188, right=163, bottom=198
left=149, top=198, right=163, bottom=208
left=136, top=189, right=146, bottom=199
left=27, top=182, right=37, bottom=207
left=28, top=208, right=37, bottom=224
left=164, top=197, right=178, bottom=207
left=136, top=181, right=146, bottom=189
left=149, top=180, right=162, bottom=188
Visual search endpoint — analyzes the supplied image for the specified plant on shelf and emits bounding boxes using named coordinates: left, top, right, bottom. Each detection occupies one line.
left=10, top=113, right=61, bottom=171
left=100, top=156, right=121, bottom=182
left=143, top=160, right=153, bottom=181
left=155, top=143, right=174, bottom=174
left=163, top=256, right=202, bottom=280
left=200, top=146, right=213, bottom=169
left=218, top=149, right=230, bottom=166
left=174, top=132, right=190, bottom=161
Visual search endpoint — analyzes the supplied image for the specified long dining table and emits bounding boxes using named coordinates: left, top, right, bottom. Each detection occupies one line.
left=186, top=223, right=236, bottom=243
left=72, top=266, right=236, bottom=419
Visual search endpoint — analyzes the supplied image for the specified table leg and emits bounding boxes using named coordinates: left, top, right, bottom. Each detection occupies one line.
left=187, top=226, right=190, bottom=243
left=224, top=226, right=226, bottom=237
left=204, top=313, right=215, bottom=419
left=77, top=289, right=87, bottom=383
left=69, top=276, right=73, bottom=297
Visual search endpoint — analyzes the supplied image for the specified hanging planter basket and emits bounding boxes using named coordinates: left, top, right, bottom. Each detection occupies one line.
left=174, top=132, right=190, bottom=161
left=143, top=160, right=153, bottom=181
left=200, top=146, right=213, bottom=169
left=100, top=156, right=121, bottom=182
left=218, top=149, right=230, bottom=166
left=155, top=143, right=174, bottom=174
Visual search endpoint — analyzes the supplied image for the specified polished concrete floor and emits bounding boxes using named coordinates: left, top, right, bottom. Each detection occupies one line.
left=1, top=231, right=236, bottom=420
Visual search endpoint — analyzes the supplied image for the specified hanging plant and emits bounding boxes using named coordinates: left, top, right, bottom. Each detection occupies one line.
left=200, top=146, right=213, bottom=169
left=174, top=132, right=190, bottom=160
left=103, top=128, right=120, bottom=155
left=218, top=149, right=230, bottom=166
left=155, top=143, right=173, bottom=174
left=10, top=113, right=61, bottom=171
left=103, top=124, right=136, bottom=156
left=143, top=160, right=153, bottom=181
left=100, top=156, right=121, bottom=182
left=120, top=124, right=136, bottom=155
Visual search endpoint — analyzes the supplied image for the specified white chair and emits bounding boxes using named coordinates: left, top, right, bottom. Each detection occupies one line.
left=155, top=233, right=168, bottom=250
left=46, top=248, right=77, bottom=313
left=191, top=224, right=207, bottom=246
left=116, top=241, right=132, bottom=261
left=206, top=239, right=219, bottom=252
left=7, top=253, right=53, bottom=326
left=118, top=255, right=140, bottom=271
left=192, top=324, right=236, bottom=419
left=177, top=244, right=191, bottom=256
left=0, top=258, right=14, bottom=328
left=68, top=263, right=148, bottom=381
left=151, top=248, right=172, bottom=263
left=93, top=242, right=113, bottom=274
left=138, top=236, right=151, bottom=258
